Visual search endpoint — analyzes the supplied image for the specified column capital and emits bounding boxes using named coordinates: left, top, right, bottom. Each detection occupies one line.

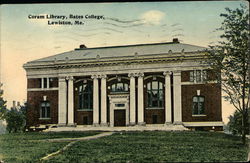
left=91, top=74, right=99, bottom=79
left=128, top=73, right=136, bottom=78
left=58, top=76, right=66, bottom=82
left=137, top=72, right=144, bottom=78
left=172, top=70, right=181, bottom=76
left=100, top=74, right=107, bottom=79
left=163, top=71, right=172, bottom=76
left=66, top=76, right=74, bottom=81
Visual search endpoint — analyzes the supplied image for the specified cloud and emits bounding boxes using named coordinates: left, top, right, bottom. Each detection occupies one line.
left=140, top=10, right=165, bottom=25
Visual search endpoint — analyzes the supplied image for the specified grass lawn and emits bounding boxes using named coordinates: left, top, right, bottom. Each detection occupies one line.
left=46, top=131, right=248, bottom=163
left=0, top=131, right=98, bottom=163
left=0, top=131, right=248, bottom=163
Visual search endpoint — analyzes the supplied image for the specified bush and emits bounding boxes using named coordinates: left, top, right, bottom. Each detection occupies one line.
left=228, top=110, right=249, bottom=135
left=5, top=107, right=26, bottom=133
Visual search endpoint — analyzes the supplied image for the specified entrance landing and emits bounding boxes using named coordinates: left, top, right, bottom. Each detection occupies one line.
left=44, top=124, right=188, bottom=132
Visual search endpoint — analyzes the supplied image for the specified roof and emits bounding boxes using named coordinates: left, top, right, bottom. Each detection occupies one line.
left=26, top=41, right=207, bottom=64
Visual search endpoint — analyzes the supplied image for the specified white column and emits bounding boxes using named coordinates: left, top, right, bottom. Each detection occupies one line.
left=137, top=72, right=145, bottom=125
left=128, top=73, right=136, bottom=125
left=100, top=74, right=108, bottom=126
left=46, top=78, right=49, bottom=88
left=67, top=76, right=74, bottom=126
left=164, top=71, right=172, bottom=124
left=173, top=71, right=182, bottom=124
left=109, top=100, right=114, bottom=127
left=58, top=77, right=67, bottom=125
left=41, top=78, right=44, bottom=89
left=92, top=75, right=99, bottom=126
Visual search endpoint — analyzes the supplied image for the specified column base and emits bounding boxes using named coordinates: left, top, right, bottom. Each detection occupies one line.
left=164, top=122, right=173, bottom=126
left=58, top=123, right=67, bottom=127
left=137, top=122, right=146, bottom=126
left=92, top=123, right=100, bottom=127
left=67, top=123, right=76, bottom=127
left=173, top=121, right=183, bottom=125
left=100, top=123, right=108, bottom=127
left=129, top=122, right=136, bottom=126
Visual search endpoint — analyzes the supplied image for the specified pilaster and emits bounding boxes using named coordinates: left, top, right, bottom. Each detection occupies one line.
left=58, top=77, right=67, bottom=125
left=91, top=74, right=99, bottom=126
left=100, top=74, right=108, bottom=126
left=173, top=70, right=182, bottom=124
left=163, top=71, right=172, bottom=124
left=67, top=76, right=74, bottom=126
left=137, top=72, right=145, bottom=125
left=128, top=73, right=136, bottom=125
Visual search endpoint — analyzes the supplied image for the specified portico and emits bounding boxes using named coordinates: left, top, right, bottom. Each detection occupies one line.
left=56, top=70, right=182, bottom=127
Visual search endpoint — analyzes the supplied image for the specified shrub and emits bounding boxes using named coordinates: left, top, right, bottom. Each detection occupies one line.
left=5, top=107, right=26, bottom=133
left=228, top=110, right=249, bottom=135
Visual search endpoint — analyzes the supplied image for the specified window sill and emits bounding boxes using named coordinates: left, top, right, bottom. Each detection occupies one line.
left=192, top=114, right=207, bottom=117
left=39, top=118, right=51, bottom=120
left=110, top=92, right=129, bottom=94
left=146, top=107, right=164, bottom=110
left=77, top=109, right=93, bottom=111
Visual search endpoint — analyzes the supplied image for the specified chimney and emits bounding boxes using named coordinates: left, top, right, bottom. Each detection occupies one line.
left=79, top=44, right=87, bottom=49
left=13, top=101, right=16, bottom=108
left=172, top=38, right=179, bottom=43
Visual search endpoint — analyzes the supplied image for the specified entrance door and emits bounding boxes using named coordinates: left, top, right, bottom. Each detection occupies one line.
left=114, top=110, right=126, bottom=126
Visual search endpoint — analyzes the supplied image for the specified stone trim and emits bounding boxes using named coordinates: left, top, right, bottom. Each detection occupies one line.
left=181, top=80, right=217, bottom=85
left=24, top=52, right=208, bottom=70
left=183, top=121, right=224, bottom=127
left=27, top=88, right=59, bottom=91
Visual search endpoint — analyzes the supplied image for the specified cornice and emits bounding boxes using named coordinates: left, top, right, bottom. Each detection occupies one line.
left=23, top=52, right=208, bottom=70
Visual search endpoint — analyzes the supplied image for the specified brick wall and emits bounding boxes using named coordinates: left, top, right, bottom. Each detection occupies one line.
left=181, top=83, right=222, bottom=122
left=27, top=78, right=41, bottom=88
left=27, top=90, right=58, bottom=127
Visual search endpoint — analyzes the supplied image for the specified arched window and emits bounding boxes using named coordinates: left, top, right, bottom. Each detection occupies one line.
left=40, top=101, right=50, bottom=118
left=111, top=82, right=129, bottom=92
left=192, top=96, right=205, bottom=115
left=79, top=81, right=93, bottom=110
left=147, top=81, right=163, bottom=107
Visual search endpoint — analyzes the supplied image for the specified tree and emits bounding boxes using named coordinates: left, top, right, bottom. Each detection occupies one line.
left=0, top=83, right=27, bottom=133
left=228, top=110, right=249, bottom=135
left=0, top=83, right=7, bottom=120
left=207, top=5, right=249, bottom=144
left=5, top=106, right=26, bottom=133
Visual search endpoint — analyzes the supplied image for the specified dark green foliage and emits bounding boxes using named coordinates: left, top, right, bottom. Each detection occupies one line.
left=0, top=83, right=7, bottom=120
left=5, top=107, right=26, bottom=133
left=228, top=110, right=250, bottom=135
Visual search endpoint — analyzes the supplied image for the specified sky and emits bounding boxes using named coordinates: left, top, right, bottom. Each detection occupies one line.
left=0, top=1, right=248, bottom=124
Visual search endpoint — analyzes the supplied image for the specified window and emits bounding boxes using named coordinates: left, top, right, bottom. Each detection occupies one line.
left=190, top=71, right=194, bottom=82
left=111, top=82, right=129, bottom=92
left=192, top=96, right=205, bottom=115
left=147, top=81, right=163, bottom=107
left=190, top=70, right=207, bottom=82
left=40, top=101, right=50, bottom=118
left=79, top=81, right=93, bottom=110
left=38, top=78, right=42, bottom=88
left=43, top=78, right=47, bottom=88
left=115, top=103, right=125, bottom=107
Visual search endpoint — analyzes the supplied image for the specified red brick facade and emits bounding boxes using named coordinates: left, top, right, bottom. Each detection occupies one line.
left=27, top=90, right=58, bottom=127
left=26, top=70, right=222, bottom=128
left=182, top=83, right=222, bottom=122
